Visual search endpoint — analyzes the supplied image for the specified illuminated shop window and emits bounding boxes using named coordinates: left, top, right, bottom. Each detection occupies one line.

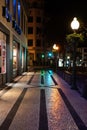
left=0, top=32, right=6, bottom=73
left=0, top=41, right=1, bottom=73
left=22, top=47, right=24, bottom=69
left=13, top=45, right=17, bottom=69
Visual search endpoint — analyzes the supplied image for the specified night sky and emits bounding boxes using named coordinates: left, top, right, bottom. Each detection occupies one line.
left=45, top=1, right=87, bottom=43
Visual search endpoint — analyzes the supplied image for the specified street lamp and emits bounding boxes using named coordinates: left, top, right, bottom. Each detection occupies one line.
left=53, top=44, right=59, bottom=50
left=70, top=17, right=80, bottom=89
left=53, top=44, right=59, bottom=72
left=71, top=17, right=80, bottom=31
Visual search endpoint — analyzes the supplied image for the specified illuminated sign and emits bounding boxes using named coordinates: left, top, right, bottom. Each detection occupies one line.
left=2, top=2, right=22, bottom=35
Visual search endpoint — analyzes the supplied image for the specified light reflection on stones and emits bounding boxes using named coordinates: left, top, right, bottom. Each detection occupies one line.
left=46, top=88, right=79, bottom=130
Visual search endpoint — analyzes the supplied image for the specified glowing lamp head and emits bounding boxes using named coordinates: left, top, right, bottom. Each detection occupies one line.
left=71, top=17, right=80, bottom=30
left=53, top=44, right=59, bottom=50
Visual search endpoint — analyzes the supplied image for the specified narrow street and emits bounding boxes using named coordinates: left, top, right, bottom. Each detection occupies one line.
left=0, top=70, right=87, bottom=130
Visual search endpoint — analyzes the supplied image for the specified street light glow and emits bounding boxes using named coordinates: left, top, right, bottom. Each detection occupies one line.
left=70, top=17, right=80, bottom=89
left=53, top=44, right=59, bottom=50
left=70, top=17, right=80, bottom=30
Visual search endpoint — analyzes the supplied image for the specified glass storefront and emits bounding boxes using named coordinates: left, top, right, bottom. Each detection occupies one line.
left=22, top=47, right=24, bottom=70
left=13, top=45, right=17, bottom=70
left=13, top=41, right=18, bottom=77
left=0, top=31, right=6, bottom=74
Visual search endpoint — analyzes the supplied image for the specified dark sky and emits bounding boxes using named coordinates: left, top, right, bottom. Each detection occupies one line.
left=45, top=1, right=87, bottom=43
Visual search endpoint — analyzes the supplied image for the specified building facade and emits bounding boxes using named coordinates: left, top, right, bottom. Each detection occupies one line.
left=26, top=0, right=45, bottom=66
left=0, top=0, right=27, bottom=86
left=77, top=47, right=87, bottom=66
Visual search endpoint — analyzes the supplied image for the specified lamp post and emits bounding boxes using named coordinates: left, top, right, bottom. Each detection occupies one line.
left=53, top=44, right=59, bottom=72
left=70, top=17, right=80, bottom=89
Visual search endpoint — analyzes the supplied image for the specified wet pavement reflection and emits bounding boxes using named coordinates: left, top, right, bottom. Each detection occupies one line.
left=0, top=70, right=87, bottom=130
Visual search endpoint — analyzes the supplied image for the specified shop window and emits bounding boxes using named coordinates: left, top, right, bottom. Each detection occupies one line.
left=0, top=32, right=6, bottom=73
left=22, top=47, right=24, bottom=69
left=0, top=43, right=1, bottom=73
left=13, top=45, right=17, bottom=69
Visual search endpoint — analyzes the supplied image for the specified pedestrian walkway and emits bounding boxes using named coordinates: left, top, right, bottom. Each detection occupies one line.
left=52, top=73, right=87, bottom=130
left=0, top=70, right=87, bottom=130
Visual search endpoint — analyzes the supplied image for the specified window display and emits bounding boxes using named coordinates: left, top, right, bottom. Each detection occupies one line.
left=13, top=45, right=17, bottom=69
left=0, top=42, right=1, bottom=73
left=22, top=48, right=24, bottom=69
left=0, top=32, right=6, bottom=73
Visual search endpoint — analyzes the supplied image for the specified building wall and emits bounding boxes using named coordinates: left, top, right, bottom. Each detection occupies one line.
left=82, top=47, right=87, bottom=66
left=27, top=0, right=45, bottom=66
left=0, top=0, right=28, bottom=86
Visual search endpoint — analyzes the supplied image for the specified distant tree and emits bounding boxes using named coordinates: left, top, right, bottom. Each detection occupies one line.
left=66, top=33, right=84, bottom=89
left=66, top=33, right=84, bottom=54
left=66, top=33, right=84, bottom=45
